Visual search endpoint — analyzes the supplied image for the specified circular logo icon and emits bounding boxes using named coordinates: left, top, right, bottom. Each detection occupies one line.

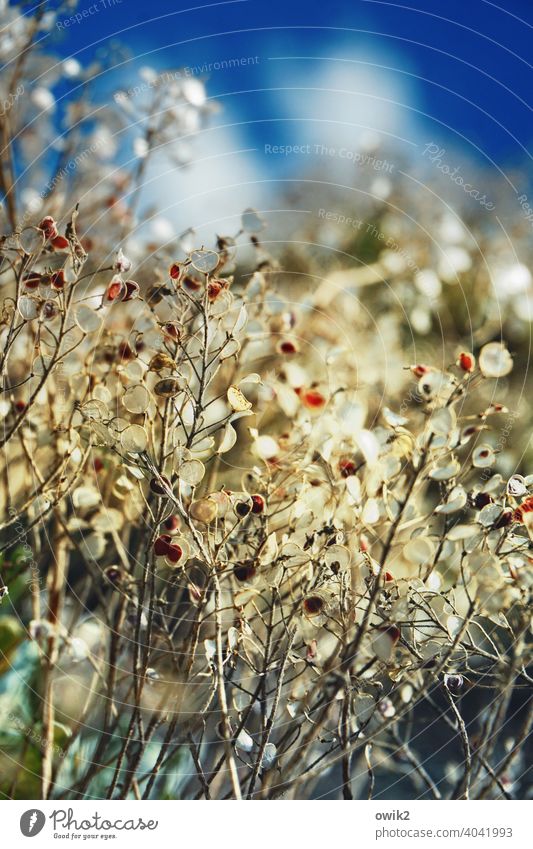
left=20, top=810, right=46, bottom=837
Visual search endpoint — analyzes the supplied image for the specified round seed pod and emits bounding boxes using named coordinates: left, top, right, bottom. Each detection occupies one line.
left=154, top=378, right=181, bottom=398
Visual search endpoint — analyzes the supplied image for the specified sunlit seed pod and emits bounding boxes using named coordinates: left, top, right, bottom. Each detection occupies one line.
left=227, top=384, right=252, bottom=412
left=19, top=226, right=46, bottom=254
left=123, top=279, right=140, bottom=301
left=216, top=339, right=239, bottom=364
left=74, top=304, right=102, bottom=333
left=40, top=300, right=59, bottom=321
left=37, top=216, right=58, bottom=240
left=81, top=398, right=108, bottom=420
left=302, top=595, right=326, bottom=618
left=162, top=322, right=180, bottom=340
left=189, top=498, right=218, bottom=524
left=18, top=295, right=41, bottom=320
left=207, top=280, right=224, bottom=301
left=507, top=474, right=527, bottom=497
left=106, top=275, right=125, bottom=302
left=150, top=476, right=171, bottom=496
left=190, top=248, right=219, bottom=274
left=403, top=537, right=435, bottom=566
left=154, top=377, right=181, bottom=398
left=120, top=424, right=148, bottom=453
left=89, top=421, right=115, bottom=446
left=444, top=673, right=464, bottom=694
left=178, top=459, right=205, bottom=485
left=32, top=354, right=53, bottom=376
left=123, top=383, right=151, bottom=414
left=113, top=248, right=131, bottom=273
left=472, top=444, right=495, bottom=468
left=149, top=352, right=175, bottom=372
left=478, top=342, right=513, bottom=378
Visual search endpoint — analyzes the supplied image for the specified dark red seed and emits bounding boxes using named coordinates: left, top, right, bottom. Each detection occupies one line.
left=163, top=515, right=179, bottom=532
left=38, top=216, right=58, bottom=240
left=107, top=279, right=124, bottom=302
left=339, top=458, right=357, bottom=478
left=24, top=272, right=41, bottom=290
left=150, top=476, right=171, bottom=496
left=154, top=535, right=172, bottom=557
left=236, top=501, right=252, bottom=518
left=51, top=234, right=69, bottom=250
left=302, top=389, right=326, bottom=409
left=51, top=269, right=66, bottom=290
left=233, top=562, right=257, bottom=582
left=169, top=263, right=180, bottom=280
left=166, top=544, right=183, bottom=565
left=123, top=280, right=140, bottom=301
left=250, top=495, right=265, bottom=514
left=302, top=596, right=325, bottom=616
left=105, top=566, right=123, bottom=584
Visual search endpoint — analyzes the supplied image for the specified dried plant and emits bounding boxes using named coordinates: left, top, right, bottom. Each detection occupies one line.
left=0, top=1, right=531, bottom=802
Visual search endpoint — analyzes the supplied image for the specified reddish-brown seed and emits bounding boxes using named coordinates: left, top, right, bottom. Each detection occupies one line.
left=107, top=278, right=125, bottom=302
left=123, top=280, right=140, bottom=301
left=163, top=515, right=180, bottom=532
left=410, top=364, right=430, bottom=377
left=51, top=269, right=66, bottom=290
left=302, top=595, right=325, bottom=616
left=339, top=458, right=357, bottom=477
left=154, top=535, right=172, bottom=557
left=38, top=216, right=58, bottom=240
left=458, top=351, right=475, bottom=372
left=251, top=494, right=265, bottom=514
left=166, top=544, right=183, bottom=565
left=233, top=562, right=257, bottom=582
left=302, top=389, right=326, bottom=409
left=150, top=476, right=171, bottom=496
left=278, top=340, right=298, bottom=354
left=51, top=234, right=69, bottom=250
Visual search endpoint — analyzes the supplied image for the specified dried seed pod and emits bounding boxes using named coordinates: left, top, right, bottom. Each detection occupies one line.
left=149, top=353, right=175, bottom=372
left=189, top=498, right=217, bottom=524
left=154, top=378, right=181, bottom=398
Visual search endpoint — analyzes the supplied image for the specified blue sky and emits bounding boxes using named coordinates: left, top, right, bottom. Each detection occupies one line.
left=42, top=0, right=533, bottom=239
left=51, top=0, right=532, bottom=165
